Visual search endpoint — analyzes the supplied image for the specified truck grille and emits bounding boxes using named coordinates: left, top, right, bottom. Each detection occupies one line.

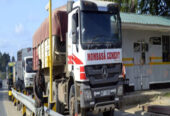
left=95, top=96, right=114, bottom=103
left=85, top=63, right=122, bottom=86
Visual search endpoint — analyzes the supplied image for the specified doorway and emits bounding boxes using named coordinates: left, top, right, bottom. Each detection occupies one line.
left=133, top=41, right=149, bottom=90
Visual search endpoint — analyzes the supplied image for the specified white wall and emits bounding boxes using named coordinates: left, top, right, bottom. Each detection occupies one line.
left=122, top=29, right=170, bottom=90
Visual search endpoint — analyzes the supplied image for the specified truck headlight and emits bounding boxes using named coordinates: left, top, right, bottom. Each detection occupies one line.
left=117, top=85, right=123, bottom=96
left=84, top=90, right=92, bottom=101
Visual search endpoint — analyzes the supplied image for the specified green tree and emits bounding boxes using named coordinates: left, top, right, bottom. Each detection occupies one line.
left=116, top=0, right=138, bottom=13
left=0, top=72, right=6, bottom=80
left=103, top=0, right=170, bottom=16
left=103, top=0, right=138, bottom=13
left=139, top=0, right=170, bottom=16
left=12, top=56, right=15, bottom=62
left=0, top=52, right=10, bottom=72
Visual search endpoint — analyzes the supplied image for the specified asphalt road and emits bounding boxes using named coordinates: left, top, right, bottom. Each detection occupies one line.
left=0, top=88, right=8, bottom=116
left=0, top=80, right=22, bottom=116
left=0, top=80, right=138, bottom=116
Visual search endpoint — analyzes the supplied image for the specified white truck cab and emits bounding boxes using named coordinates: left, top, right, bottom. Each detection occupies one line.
left=23, top=56, right=36, bottom=88
left=66, top=0, right=123, bottom=115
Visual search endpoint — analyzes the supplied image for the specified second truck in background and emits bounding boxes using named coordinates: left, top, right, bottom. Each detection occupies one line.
left=15, top=48, right=36, bottom=92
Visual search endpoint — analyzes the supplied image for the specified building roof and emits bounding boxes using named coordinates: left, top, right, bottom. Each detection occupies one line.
left=120, top=12, right=170, bottom=27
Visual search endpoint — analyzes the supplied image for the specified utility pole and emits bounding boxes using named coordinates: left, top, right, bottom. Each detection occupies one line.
left=49, top=0, right=53, bottom=106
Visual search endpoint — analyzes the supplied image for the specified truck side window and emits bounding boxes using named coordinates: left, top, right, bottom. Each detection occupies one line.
left=22, top=61, right=25, bottom=70
left=72, top=12, right=79, bottom=44
left=72, top=13, right=78, bottom=33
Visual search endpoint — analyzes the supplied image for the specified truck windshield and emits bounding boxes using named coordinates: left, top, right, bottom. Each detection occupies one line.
left=26, top=58, right=35, bottom=73
left=81, top=11, right=121, bottom=49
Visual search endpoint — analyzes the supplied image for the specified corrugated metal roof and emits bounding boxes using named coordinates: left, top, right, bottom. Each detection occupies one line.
left=120, top=12, right=170, bottom=27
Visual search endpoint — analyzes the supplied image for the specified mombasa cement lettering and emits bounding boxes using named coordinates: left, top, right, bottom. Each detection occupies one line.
left=87, top=52, right=120, bottom=61
left=107, top=52, right=120, bottom=59
left=87, top=52, right=106, bottom=61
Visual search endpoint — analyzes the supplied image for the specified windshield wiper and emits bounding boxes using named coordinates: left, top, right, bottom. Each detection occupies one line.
left=85, top=42, right=109, bottom=49
left=86, top=41, right=93, bottom=49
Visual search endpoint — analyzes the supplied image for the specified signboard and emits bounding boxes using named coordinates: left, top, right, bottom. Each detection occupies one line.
left=150, top=37, right=161, bottom=45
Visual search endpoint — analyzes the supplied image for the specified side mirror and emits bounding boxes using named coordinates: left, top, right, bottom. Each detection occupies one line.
left=67, top=0, right=74, bottom=13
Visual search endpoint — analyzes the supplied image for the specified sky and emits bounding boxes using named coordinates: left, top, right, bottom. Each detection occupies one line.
left=0, top=0, right=67, bottom=58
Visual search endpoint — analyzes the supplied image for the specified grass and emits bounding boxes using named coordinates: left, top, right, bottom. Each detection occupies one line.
left=163, top=92, right=170, bottom=97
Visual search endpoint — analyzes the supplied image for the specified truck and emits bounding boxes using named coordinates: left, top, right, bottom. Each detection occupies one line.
left=33, top=0, right=124, bottom=116
left=7, top=62, right=15, bottom=100
left=15, top=48, right=36, bottom=92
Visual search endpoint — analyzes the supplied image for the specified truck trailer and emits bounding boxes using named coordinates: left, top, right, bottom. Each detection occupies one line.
left=33, top=0, right=124, bottom=116
left=15, top=48, right=36, bottom=92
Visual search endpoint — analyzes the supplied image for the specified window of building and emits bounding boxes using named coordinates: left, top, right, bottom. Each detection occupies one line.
left=162, top=36, right=170, bottom=62
left=134, top=42, right=140, bottom=52
left=133, top=42, right=148, bottom=52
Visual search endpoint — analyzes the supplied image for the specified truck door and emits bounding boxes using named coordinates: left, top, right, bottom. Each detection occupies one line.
left=67, top=8, right=79, bottom=72
left=133, top=41, right=149, bottom=90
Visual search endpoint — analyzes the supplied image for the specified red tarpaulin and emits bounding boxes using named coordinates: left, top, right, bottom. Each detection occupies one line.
left=33, top=5, right=67, bottom=48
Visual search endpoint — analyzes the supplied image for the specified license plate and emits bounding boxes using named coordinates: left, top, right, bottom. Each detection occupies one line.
left=100, top=90, right=111, bottom=96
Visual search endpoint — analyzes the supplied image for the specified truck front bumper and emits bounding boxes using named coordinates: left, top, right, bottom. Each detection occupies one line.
left=79, top=83, right=123, bottom=112
left=24, top=79, right=33, bottom=88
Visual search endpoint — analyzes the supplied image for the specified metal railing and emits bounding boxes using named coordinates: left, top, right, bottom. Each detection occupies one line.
left=12, top=88, right=64, bottom=116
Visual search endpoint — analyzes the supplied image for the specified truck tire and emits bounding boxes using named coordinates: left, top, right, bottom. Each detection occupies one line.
left=47, top=82, right=64, bottom=114
left=80, top=109, right=87, bottom=116
left=34, top=78, right=43, bottom=108
left=69, top=85, right=75, bottom=116
left=56, top=82, right=65, bottom=114
left=103, top=110, right=114, bottom=116
left=69, top=85, right=87, bottom=116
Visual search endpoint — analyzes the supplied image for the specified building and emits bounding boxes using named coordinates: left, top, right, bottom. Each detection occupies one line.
left=121, top=13, right=170, bottom=90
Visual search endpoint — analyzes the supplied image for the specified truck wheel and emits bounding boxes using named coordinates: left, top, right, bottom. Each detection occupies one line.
left=56, top=82, right=65, bottom=114
left=80, top=109, right=87, bottom=116
left=47, top=82, right=64, bottom=113
left=69, top=85, right=75, bottom=116
left=69, top=85, right=87, bottom=116
left=103, top=110, right=114, bottom=116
